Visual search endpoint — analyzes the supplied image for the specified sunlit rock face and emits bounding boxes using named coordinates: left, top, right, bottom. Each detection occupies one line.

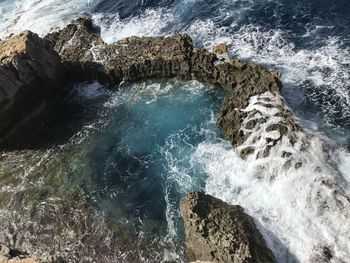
left=0, top=31, right=63, bottom=148
left=180, top=192, right=275, bottom=263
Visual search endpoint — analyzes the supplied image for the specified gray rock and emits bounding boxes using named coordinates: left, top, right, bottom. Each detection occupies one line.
left=44, top=17, right=302, bottom=158
left=180, top=192, right=275, bottom=263
left=45, top=16, right=108, bottom=83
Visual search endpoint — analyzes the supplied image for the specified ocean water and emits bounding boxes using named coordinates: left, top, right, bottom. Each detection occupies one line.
left=0, top=0, right=350, bottom=262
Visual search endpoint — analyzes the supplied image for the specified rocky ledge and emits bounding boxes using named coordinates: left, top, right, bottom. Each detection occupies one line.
left=45, top=17, right=310, bottom=170
left=180, top=192, right=275, bottom=263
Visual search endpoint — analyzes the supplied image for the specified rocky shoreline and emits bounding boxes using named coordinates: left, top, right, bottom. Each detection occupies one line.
left=180, top=192, right=275, bottom=263
left=0, top=17, right=307, bottom=262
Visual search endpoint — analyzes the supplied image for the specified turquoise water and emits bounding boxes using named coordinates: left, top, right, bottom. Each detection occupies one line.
left=0, top=79, right=226, bottom=262
left=53, top=79, right=226, bottom=260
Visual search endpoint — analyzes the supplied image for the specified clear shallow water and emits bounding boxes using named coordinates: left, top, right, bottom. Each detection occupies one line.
left=0, top=0, right=350, bottom=262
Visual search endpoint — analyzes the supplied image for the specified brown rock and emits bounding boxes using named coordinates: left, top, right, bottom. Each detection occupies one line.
left=0, top=31, right=63, bottom=148
left=212, top=43, right=229, bottom=58
left=44, top=17, right=298, bottom=156
left=46, top=17, right=193, bottom=84
left=45, top=16, right=108, bottom=83
left=0, top=16, right=302, bottom=156
left=266, top=123, right=289, bottom=136
left=180, top=192, right=275, bottom=263
left=104, top=34, right=193, bottom=82
left=240, top=146, right=255, bottom=160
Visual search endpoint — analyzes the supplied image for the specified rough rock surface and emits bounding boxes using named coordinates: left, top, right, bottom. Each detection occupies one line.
left=45, top=17, right=108, bottom=83
left=0, top=244, right=62, bottom=263
left=212, top=43, right=229, bottom=59
left=0, top=16, right=308, bottom=262
left=0, top=31, right=62, bottom=148
left=180, top=192, right=275, bottom=263
left=44, top=17, right=304, bottom=162
left=0, top=16, right=302, bottom=157
left=45, top=17, right=193, bottom=84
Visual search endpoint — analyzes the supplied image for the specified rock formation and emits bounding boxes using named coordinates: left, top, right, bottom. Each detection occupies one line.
left=0, top=17, right=309, bottom=261
left=0, top=243, right=62, bottom=263
left=45, top=17, right=193, bottom=84
left=0, top=17, right=304, bottom=158
left=0, top=31, right=63, bottom=148
left=180, top=192, right=275, bottom=263
left=44, top=17, right=305, bottom=165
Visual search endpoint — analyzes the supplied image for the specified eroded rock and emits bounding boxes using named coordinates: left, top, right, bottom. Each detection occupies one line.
left=180, top=192, right=275, bottom=263
left=44, top=17, right=302, bottom=160
left=0, top=31, right=63, bottom=148
left=45, top=17, right=193, bottom=84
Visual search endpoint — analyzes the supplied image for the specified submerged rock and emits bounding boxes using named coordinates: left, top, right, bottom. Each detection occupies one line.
left=180, top=192, right=275, bottom=263
left=0, top=31, right=63, bottom=148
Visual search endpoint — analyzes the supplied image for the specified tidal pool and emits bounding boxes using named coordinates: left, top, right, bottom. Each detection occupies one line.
left=0, top=79, right=226, bottom=262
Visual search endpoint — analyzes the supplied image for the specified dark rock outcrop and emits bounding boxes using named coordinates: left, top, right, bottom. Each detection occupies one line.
left=0, top=31, right=63, bottom=148
left=0, top=16, right=305, bottom=161
left=45, top=17, right=108, bottom=83
left=180, top=192, right=275, bottom=263
left=0, top=16, right=311, bottom=262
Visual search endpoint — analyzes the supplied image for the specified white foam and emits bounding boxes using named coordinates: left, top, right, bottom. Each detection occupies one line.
left=227, top=25, right=350, bottom=125
left=92, top=9, right=173, bottom=44
left=191, top=131, right=350, bottom=262
left=1, top=1, right=350, bottom=262
left=0, top=0, right=98, bottom=39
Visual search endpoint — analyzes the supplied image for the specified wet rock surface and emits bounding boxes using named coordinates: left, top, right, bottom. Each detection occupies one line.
left=0, top=31, right=63, bottom=148
left=0, top=243, right=62, bottom=263
left=180, top=192, right=275, bottom=263
left=45, top=17, right=108, bottom=83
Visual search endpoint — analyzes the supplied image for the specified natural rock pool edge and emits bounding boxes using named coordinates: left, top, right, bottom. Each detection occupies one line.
left=0, top=16, right=306, bottom=262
